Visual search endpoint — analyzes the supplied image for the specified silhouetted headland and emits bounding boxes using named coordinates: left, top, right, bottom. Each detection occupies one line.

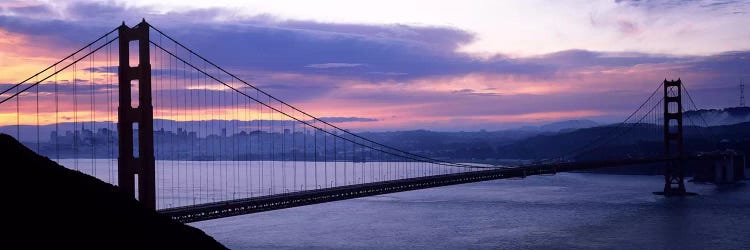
left=0, top=134, right=226, bottom=249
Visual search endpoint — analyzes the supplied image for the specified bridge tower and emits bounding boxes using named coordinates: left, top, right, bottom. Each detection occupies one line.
left=118, top=20, right=156, bottom=209
left=662, top=79, right=687, bottom=196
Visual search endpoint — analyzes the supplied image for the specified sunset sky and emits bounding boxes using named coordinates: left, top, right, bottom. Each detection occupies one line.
left=1, top=0, right=749, bottom=131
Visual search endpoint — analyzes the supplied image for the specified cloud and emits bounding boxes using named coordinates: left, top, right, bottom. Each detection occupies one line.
left=523, top=49, right=682, bottom=68
left=0, top=1, right=748, bottom=130
left=0, top=82, right=116, bottom=95
left=164, top=22, right=549, bottom=81
left=614, top=0, right=744, bottom=11
left=304, top=63, right=363, bottom=69
left=681, top=51, right=750, bottom=76
left=319, top=117, right=378, bottom=123
left=0, top=2, right=553, bottom=82
left=450, top=88, right=499, bottom=97
left=616, top=20, right=640, bottom=35
left=1, top=3, right=55, bottom=18
left=367, top=71, right=407, bottom=76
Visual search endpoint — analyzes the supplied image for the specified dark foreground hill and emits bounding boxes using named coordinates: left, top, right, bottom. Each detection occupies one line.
left=0, top=134, right=226, bottom=249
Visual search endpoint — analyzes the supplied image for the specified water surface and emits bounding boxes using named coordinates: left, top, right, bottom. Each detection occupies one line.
left=192, top=173, right=750, bottom=249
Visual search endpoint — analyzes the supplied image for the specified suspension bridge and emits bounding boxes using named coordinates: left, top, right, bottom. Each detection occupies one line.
left=0, top=20, right=731, bottom=223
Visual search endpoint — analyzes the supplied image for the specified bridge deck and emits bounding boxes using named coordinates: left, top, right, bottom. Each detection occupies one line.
left=160, top=156, right=704, bottom=223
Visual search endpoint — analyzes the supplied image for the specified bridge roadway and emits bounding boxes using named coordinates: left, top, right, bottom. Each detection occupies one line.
left=161, top=155, right=711, bottom=223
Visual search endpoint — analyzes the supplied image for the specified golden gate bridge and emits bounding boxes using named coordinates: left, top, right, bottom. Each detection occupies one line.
left=0, top=20, right=733, bottom=223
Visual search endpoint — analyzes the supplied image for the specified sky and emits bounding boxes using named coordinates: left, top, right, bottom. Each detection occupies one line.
left=0, top=0, right=748, bottom=131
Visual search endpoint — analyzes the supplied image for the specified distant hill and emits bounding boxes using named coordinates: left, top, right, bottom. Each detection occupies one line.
left=516, top=119, right=599, bottom=132
left=357, top=129, right=541, bottom=161
left=539, top=119, right=599, bottom=132
left=685, top=106, right=750, bottom=126
left=496, top=121, right=750, bottom=161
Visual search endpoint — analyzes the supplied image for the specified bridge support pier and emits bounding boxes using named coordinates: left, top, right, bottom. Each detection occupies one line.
left=117, top=20, right=156, bottom=209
